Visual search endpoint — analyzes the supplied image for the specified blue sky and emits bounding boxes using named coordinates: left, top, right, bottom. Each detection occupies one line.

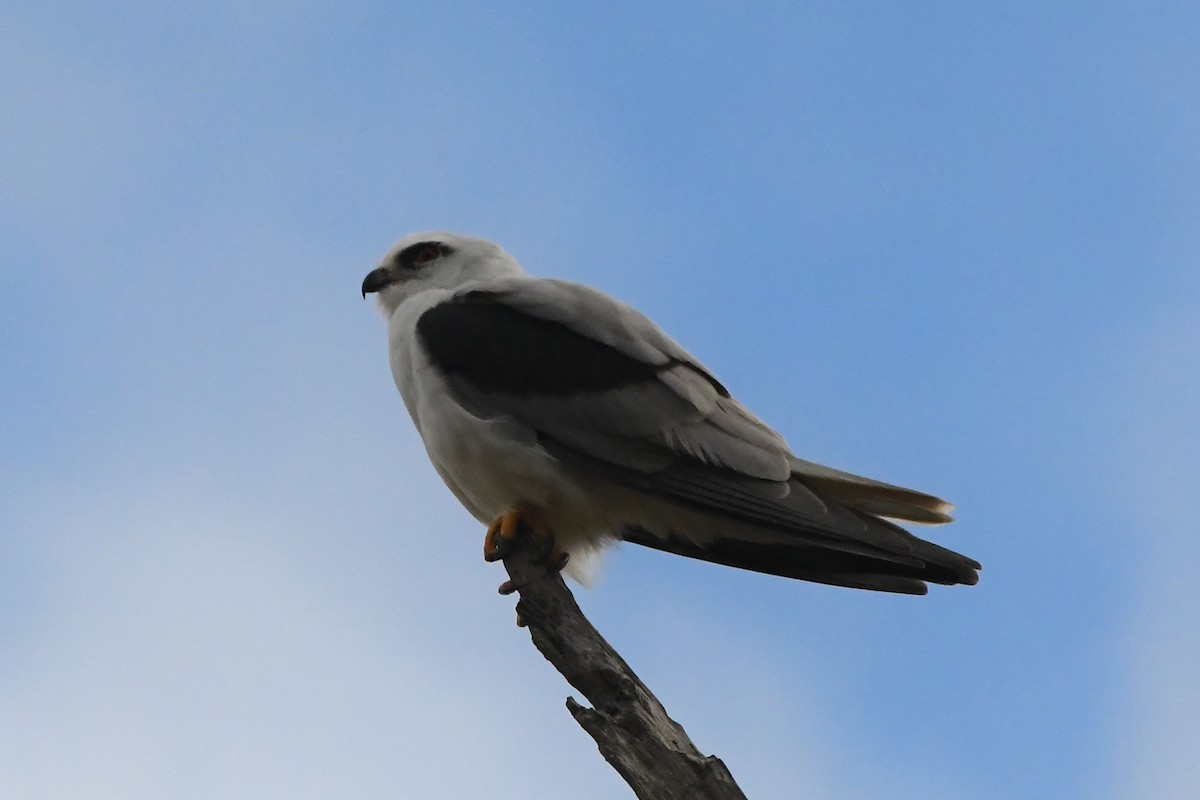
left=2, top=2, right=1198, bottom=797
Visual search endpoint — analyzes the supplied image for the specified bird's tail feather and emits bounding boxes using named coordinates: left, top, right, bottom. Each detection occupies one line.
left=789, top=457, right=954, bottom=525
left=623, top=521, right=979, bottom=595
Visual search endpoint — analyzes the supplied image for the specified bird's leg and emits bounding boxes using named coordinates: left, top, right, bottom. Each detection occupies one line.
left=485, top=508, right=569, bottom=571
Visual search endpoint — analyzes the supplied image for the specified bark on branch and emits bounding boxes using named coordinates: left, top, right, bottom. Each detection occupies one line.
left=500, top=536, right=748, bottom=800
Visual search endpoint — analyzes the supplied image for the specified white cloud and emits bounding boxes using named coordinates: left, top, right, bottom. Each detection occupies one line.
left=0, top=474, right=636, bottom=799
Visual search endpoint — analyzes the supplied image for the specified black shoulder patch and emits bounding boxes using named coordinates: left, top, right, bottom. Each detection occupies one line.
left=416, top=292, right=660, bottom=395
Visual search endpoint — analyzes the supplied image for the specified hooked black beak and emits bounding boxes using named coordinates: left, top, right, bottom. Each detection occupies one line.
left=361, top=267, right=393, bottom=298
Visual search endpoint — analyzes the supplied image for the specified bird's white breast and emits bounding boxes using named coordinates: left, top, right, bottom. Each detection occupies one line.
left=385, top=288, right=600, bottom=539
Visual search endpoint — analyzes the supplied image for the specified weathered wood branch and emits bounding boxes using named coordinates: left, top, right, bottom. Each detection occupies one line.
left=500, top=537, right=748, bottom=800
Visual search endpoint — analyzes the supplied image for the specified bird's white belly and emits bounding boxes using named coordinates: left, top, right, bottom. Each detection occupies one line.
left=416, top=380, right=574, bottom=522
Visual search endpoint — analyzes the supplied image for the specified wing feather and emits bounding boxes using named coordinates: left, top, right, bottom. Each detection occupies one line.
left=418, top=282, right=792, bottom=480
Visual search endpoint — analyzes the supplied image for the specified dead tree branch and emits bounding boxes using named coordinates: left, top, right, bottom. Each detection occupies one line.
left=500, top=536, right=748, bottom=800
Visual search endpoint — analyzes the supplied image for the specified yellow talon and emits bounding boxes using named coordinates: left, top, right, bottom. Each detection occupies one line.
left=483, top=510, right=524, bottom=561
left=482, top=508, right=566, bottom=571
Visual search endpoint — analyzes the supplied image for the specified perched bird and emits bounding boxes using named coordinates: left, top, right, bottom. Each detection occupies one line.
left=363, top=232, right=980, bottom=594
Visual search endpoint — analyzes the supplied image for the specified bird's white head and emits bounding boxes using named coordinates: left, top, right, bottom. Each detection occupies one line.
left=361, top=231, right=524, bottom=315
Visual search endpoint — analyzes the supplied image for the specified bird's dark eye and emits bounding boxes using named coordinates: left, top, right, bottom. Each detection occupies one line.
left=415, top=244, right=441, bottom=264
left=395, top=241, right=455, bottom=270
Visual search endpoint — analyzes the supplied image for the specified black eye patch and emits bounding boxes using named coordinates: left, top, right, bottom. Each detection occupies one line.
left=394, top=241, right=456, bottom=270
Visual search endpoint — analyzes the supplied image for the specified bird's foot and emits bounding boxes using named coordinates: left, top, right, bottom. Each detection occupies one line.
left=484, top=508, right=568, bottom=567
left=484, top=509, right=533, bottom=562
left=485, top=509, right=569, bottom=601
